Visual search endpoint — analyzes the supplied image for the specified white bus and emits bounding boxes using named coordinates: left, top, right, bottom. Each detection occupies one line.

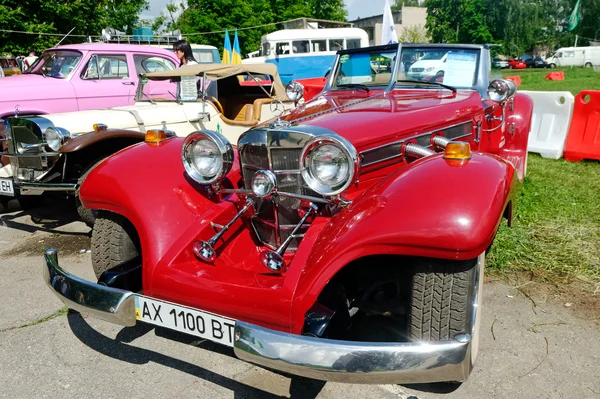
left=243, top=28, right=369, bottom=84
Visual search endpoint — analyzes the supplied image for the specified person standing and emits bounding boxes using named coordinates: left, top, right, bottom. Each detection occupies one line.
left=24, top=50, right=38, bottom=70
left=172, top=40, right=197, bottom=67
left=172, top=40, right=198, bottom=100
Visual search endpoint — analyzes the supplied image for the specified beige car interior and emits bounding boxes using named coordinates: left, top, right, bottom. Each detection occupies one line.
left=206, top=74, right=276, bottom=127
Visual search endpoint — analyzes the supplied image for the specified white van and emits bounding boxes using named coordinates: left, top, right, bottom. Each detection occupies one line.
left=407, top=50, right=448, bottom=80
left=546, top=46, right=600, bottom=67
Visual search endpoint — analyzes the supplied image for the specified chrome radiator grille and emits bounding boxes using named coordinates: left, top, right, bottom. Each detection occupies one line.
left=238, top=129, right=319, bottom=250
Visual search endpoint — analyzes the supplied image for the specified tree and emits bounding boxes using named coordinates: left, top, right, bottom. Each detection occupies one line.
left=0, top=0, right=149, bottom=56
left=424, top=0, right=493, bottom=44
left=176, top=0, right=347, bottom=56
left=399, top=24, right=430, bottom=42
left=392, top=0, right=422, bottom=12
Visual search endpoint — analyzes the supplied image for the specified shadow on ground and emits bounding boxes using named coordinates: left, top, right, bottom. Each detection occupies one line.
left=67, top=312, right=326, bottom=399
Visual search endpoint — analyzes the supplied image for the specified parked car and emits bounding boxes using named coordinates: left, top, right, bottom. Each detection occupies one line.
left=0, top=43, right=179, bottom=121
left=407, top=50, right=448, bottom=79
left=0, top=63, right=296, bottom=224
left=507, top=58, right=527, bottom=69
left=531, top=57, right=549, bottom=68
left=44, top=43, right=532, bottom=385
left=0, top=56, right=22, bottom=78
left=492, top=58, right=509, bottom=69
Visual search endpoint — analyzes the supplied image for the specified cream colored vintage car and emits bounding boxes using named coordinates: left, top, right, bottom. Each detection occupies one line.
left=0, top=63, right=299, bottom=224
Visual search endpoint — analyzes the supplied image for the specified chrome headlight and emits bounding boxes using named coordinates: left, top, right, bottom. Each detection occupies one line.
left=182, top=130, right=233, bottom=185
left=301, top=135, right=359, bottom=196
left=285, top=81, right=304, bottom=102
left=487, top=79, right=518, bottom=103
left=44, top=127, right=71, bottom=151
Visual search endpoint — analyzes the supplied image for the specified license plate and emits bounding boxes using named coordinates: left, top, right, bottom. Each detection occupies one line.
left=134, top=295, right=236, bottom=347
left=0, top=178, right=14, bottom=196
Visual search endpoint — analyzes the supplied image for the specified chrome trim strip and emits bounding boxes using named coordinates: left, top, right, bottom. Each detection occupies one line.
left=360, top=124, right=473, bottom=167
left=17, top=182, right=77, bottom=193
left=43, top=249, right=136, bottom=327
left=233, top=322, right=471, bottom=384
left=361, top=121, right=472, bottom=154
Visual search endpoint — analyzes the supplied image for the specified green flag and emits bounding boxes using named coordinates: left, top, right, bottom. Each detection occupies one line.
left=567, top=0, right=582, bottom=31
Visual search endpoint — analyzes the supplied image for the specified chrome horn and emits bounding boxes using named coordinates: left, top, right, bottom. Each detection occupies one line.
left=260, top=203, right=318, bottom=272
left=193, top=198, right=255, bottom=262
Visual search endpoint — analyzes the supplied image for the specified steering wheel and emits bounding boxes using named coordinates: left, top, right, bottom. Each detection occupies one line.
left=206, top=96, right=224, bottom=114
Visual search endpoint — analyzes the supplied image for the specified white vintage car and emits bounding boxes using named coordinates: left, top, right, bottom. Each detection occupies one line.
left=0, top=63, right=301, bottom=224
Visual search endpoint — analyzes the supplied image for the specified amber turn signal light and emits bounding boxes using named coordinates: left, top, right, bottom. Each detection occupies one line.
left=444, top=142, right=471, bottom=160
left=145, top=129, right=168, bottom=143
left=93, top=123, right=108, bottom=132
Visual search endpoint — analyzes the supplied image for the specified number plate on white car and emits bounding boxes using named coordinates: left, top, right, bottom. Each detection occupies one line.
left=0, top=179, right=14, bottom=196
left=134, top=295, right=236, bottom=347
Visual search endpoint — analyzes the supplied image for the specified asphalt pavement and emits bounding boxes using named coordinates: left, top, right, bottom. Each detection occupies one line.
left=1, top=198, right=599, bottom=399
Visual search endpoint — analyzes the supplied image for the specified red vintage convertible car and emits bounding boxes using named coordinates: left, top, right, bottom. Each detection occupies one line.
left=44, top=43, right=532, bottom=384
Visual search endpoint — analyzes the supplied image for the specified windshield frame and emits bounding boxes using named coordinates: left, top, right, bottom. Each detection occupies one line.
left=24, top=49, right=83, bottom=79
left=324, top=43, right=490, bottom=98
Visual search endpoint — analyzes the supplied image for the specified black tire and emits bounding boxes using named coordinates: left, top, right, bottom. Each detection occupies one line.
left=91, top=211, right=140, bottom=279
left=585, top=62, right=593, bottom=68
left=409, top=257, right=478, bottom=341
left=75, top=157, right=108, bottom=227
left=0, top=197, right=9, bottom=213
left=550, top=63, right=556, bottom=68
left=18, top=195, right=44, bottom=210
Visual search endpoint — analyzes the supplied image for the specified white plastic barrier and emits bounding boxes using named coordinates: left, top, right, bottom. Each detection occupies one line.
left=521, top=91, right=574, bottom=159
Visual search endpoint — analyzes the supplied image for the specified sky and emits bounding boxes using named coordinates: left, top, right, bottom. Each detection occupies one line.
left=143, top=0, right=390, bottom=22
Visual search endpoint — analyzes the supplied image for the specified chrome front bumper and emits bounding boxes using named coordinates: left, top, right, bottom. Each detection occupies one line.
left=44, top=248, right=474, bottom=384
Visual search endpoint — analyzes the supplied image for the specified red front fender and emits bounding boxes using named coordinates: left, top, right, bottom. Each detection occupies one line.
left=288, top=153, right=518, bottom=332
left=79, top=137, right=242, bottom=285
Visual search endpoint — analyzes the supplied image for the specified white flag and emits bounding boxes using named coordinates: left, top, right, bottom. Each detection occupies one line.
left=382, top=0, right=398, bottom=45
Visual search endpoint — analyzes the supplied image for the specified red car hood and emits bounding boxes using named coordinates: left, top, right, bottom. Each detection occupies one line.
left=283, top=89, right=483, bottom=151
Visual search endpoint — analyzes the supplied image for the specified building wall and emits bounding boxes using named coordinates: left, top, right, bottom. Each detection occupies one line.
left=349, top=6, right=427, bottom=46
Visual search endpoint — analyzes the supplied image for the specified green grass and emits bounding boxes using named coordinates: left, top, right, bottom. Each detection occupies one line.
left=487, top=154, right=600, bottom=287
left=497, top=67, right=600, bottom=95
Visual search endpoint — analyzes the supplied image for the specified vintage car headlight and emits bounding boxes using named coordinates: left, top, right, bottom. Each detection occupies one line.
left=487, top=79, right=517, bottom=102
left=182, top=130, right=233, bottom=185
left=44, top=127, right=71, bottom=151
left=285, top=81, right=304, bottom=102
left=301, top=136, right=359, bottom=196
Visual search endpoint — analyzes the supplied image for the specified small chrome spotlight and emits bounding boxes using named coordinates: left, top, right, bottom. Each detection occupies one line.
left=193, top=240, right=216, bottom=263
left=260, top=251, right=285, bottom=271
left=251, top=170, right=277, bottom=198
left=192, top=198, right=255, bottom=263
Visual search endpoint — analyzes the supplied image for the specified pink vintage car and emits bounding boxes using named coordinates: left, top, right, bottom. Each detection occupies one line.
left=0, top=43, right=179, bottom=120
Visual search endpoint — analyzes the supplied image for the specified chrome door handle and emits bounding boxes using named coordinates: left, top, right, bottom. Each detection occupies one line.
left=122, top=81, right=135, bottom=85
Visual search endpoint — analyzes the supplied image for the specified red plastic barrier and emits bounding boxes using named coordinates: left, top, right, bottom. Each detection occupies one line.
left=564, top=90, right=600, bottom=162
left=545, top=71, right=565, bottom=81
left=294, top=77, right=327, bottom=101
left=505, top=76, right=521, bottom=86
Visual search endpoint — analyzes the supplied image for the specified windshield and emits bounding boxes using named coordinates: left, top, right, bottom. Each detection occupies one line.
left=25, top=50, right=82, bottom=78
left=331, top=46, right=481, bottom=90
left=420, top=51, right=447, bottom=61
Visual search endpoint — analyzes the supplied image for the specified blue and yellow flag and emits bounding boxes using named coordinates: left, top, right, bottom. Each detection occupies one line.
left=223, top=28, right=232, bottom=64
left=232, top=29, right=242, bottom=64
